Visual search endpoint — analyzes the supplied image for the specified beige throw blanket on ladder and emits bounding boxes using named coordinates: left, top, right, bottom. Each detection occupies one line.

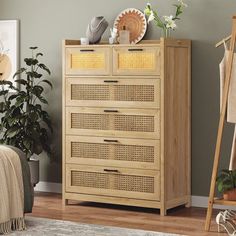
left=0, top=146, right=25, bottom=234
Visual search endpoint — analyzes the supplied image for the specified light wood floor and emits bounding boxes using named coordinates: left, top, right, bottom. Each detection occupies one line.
left=29, top=192, right=226, bottom=236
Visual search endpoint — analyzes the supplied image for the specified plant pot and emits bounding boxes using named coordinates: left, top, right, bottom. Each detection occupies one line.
left=223, top=188, right=236, bottom=201
left=28, top=159, right=39, bottom=187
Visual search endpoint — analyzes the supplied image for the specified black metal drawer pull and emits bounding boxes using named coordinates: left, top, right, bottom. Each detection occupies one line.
left=104, top=80, right=118, bottom=83
left=104, top=169, right=119, bottom=173
left=128, top=48, right=144, bottom=52
left=80, top=49, right=94, bottom=52
left=104, top=110, right=118, bottom=113
left=104, top=139, right=118, bottom=143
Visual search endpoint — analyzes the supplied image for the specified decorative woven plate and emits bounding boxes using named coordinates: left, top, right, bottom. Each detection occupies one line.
left=114, top=8, right=147, bottom=44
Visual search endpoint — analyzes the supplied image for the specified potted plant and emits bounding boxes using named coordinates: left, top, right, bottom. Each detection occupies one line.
left=0, top=47, right=53, bottom=186
left=216, top=169, right=236, bottom=200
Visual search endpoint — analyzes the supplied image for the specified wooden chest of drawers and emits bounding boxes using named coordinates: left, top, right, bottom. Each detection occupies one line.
left=62, top=39, right=191, bottom=215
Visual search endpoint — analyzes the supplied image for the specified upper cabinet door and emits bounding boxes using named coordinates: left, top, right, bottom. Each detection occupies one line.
left=65, top=47, right=111, bottom=75
left=113, top=46, right=161, bottom=76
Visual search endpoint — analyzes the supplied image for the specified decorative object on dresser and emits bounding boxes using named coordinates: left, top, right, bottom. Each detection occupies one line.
left=62, top=38, right=191, bottom=215
left=80, top=37, right=89, bottom=45
left=118, top=26, right=130, bottom=44
left=144, top=0, right=188, bottom=38
left=0, top=47, right=53, bottom=186
left=86, top=16, right=108, bottom=44
left=114, top=8, right=147, bottom=44
left=109, top=27, right=118, bottom=45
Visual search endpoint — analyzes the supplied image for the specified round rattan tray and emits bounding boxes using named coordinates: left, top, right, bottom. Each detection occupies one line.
left=114, top=8, right=147, bottom=44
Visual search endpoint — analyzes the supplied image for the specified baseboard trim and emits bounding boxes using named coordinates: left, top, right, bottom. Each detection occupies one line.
left=191, top=195, right=236, bottom=210
left=34, top=182, right=236, bottom=210
left=35, top=181, right=62, bottom=194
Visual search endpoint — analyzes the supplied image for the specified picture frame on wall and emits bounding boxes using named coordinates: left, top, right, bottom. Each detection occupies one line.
left=0, top=19, right=19, bottom=90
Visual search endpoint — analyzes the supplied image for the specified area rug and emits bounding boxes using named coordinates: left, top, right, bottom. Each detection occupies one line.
left=10, top=216, right=184, bottom=236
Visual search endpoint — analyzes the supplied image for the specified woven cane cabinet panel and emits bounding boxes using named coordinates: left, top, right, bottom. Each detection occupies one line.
left=66, top=107, right=160, bottom=139
left=62, top=39, right=191, bottom=216
left=66, top=78, right=160, bottom=108
left=66, top=164, right=160, bottom=201
left=65, top=136, right=160, bottom=169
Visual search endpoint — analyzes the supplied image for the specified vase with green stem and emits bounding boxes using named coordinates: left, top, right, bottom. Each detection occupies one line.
left=144, top=0, right=188, bottom=38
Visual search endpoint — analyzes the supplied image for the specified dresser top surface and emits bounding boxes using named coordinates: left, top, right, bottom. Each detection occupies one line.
left=63, top=39, right=191, bottom=48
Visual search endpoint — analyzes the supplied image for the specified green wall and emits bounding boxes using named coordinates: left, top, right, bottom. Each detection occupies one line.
left=1, top=0, right=236, bottom=196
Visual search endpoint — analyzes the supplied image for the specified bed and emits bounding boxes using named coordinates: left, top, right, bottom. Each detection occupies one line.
left=0, top=145, right=34, bottom=234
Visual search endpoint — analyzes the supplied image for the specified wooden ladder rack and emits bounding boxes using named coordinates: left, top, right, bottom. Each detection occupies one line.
left=205, top=16, right=236, bottom=231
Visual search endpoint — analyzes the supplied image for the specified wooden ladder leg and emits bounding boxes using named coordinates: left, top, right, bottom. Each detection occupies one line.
left=205, top=16, right=236, bottom=231
left=205, top=201, right=213, bottom=231
left=205, top=95, right=230, bottom=230
left=205, top=104, right=227, bottom=231
left=205, top=140, right=222, bottom=231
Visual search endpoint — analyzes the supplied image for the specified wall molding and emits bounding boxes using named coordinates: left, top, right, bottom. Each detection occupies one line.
left=35, top=181, right=62, bottom=194
left=35, top=182, right=236, bottom=210
left=191, top=195, right=236, bottom=210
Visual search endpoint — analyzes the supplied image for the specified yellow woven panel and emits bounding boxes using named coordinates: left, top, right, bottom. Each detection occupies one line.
left=71, top=53, right=105, bottom=69
left=118, top=53, right=155, bottom=70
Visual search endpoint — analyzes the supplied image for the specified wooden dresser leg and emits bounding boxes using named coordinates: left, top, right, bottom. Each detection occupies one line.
left=160, top=207, right=167, bottom=216
left=185, top=196, right=192, bottom=208
left=185, top=202, right=191, bottom=208
left=62, top=199, right=69, bottom=207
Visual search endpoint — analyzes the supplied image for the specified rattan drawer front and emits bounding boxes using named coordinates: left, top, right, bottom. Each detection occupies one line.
left=113, top=46, right=161, bottom=75
left=66, top=107, right=160, bottom=139
left=66, top=136, right=160, bottom=169
left=65, top=47, right=111, bottom=75
left=66, top=78, right=160, bottom=108
left=66, top=164, right=160, bottom=201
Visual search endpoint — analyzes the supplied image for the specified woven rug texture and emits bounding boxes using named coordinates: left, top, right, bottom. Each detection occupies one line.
left=9, top=216, right=184, bottom=236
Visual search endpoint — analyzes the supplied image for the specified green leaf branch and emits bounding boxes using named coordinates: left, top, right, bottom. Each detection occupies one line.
left=144, top=0, right=188, bottom=32
left=216, top=169, right=236, bottom=193
left=0, top=47, right=53, bottom=160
